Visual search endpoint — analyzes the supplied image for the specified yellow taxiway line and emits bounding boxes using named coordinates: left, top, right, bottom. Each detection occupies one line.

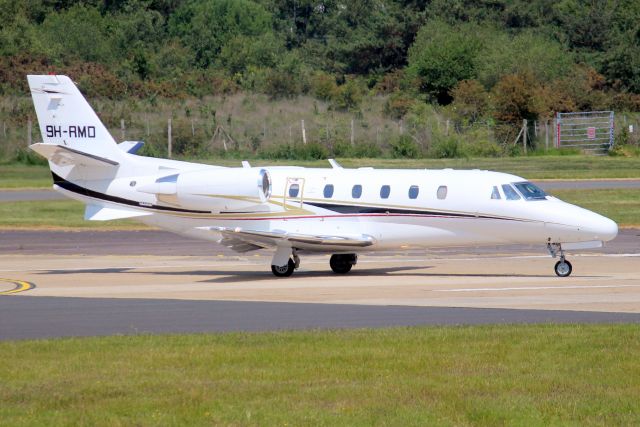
left=0, top=278, right=36, bottom=295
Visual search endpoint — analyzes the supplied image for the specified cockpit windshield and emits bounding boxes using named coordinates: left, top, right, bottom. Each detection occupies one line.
left=513, top=181, right=547, bottom=200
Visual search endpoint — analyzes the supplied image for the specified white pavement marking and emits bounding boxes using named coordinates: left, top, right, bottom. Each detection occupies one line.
left=436, top=285, right=640, bottom=292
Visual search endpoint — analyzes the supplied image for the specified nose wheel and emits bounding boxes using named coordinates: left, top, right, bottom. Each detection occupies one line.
left=547, top=243, right=573, bottom=277
left=554, top=259, right=572, bottom=277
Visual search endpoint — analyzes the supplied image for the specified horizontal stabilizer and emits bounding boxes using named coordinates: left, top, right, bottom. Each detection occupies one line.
left=118, top=141, right=145, bottom=154
left=30, top=143, right=119, bottom=168
left=84, top=204, right=151, bottom=221
left=198, top=226, right=376, bottom=252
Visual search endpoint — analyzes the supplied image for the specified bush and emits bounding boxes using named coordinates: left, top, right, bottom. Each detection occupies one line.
left=390, top=134, right=420, bottom=158
left=384, top=92, right=416, bottom=119
left=352, top=141, right=383, bottom=158
left=260, top=142, right=328, bottom=161
left=13, top=147, right=47, bottom=165
left=429, top=136, right=467, bottom=159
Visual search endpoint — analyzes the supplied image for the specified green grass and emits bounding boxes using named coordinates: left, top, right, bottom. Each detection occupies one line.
left=551, top=189, right=640, bottom=227
left=1, top=155, right=640, bottom=190
left=0, top=200, right=148, bottom=229
left=0, top=164, right=52, bottom=189
left=1, top=325, right=639, bottom=425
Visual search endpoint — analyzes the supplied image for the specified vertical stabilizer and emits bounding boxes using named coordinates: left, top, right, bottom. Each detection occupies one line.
left=27, top=75, right=123, bottom=163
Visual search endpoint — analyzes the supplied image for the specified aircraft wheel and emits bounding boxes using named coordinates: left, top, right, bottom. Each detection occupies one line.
left=554, top=260, right=572, bottom=277
left=271, top=258, right=295, bottom=277
left=330, top=254, right=356, bottom=274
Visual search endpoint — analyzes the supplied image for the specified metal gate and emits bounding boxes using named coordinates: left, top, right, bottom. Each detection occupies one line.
left=555, top=111, right=614, bottom=154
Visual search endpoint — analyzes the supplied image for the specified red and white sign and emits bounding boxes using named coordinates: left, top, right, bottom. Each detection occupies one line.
left=587, top=127, right=596, bottom=139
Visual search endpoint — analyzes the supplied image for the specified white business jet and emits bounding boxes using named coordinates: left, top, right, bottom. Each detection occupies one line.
left=28, top=75, right=618, bottom=277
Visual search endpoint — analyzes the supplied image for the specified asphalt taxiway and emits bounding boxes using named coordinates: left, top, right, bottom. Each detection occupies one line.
left=1, top=229, right=639, bottom=340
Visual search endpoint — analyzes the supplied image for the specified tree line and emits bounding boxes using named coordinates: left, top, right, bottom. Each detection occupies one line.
left=0, top=0, right=639, bottom=137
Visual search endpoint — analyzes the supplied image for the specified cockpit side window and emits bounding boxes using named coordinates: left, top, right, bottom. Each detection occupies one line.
left=491, top=186, right=501, bottom=200
left=501, top=184, right=521, bottom=200
left=513, top=182, right=547, bottom=200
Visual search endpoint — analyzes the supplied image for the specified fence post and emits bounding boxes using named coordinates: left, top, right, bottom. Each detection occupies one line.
left=523, top=119, right=527, bottom=155
left=350, top=119, right=355, bottom=146
left=27, top=118, right=32, bottom=146
left=545, top=120, right=549, bottom=152
left=120, top=119, right=125, bottom=141
left=167, top=117, right=172, bottom=159
left=445, top=119, right=450, bottom=136
left=2, top=121, right=6, bottom=139
left=301, top=119, right=307, bottom=144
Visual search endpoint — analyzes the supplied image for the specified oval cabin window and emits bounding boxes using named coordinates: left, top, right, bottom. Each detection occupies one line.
left=380, top=185, right=390, bottom=199
left=323, top=184, right=334, bottom=198
left=437, top=185, right=447, bottom=200
left=352, top=184, right=362, bottom=199
left=289, top=184, right=300, bottom=198
left=408, top=185, right=419, bottom=199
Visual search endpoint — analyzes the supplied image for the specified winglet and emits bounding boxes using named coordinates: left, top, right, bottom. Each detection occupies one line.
left=328, top=159, right=343, bottom=169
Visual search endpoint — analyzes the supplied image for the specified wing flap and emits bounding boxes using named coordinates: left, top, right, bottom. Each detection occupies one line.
left=199, top=226, right=376, bottom=252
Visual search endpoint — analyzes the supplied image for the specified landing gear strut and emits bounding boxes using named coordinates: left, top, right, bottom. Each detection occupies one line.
left=330, top=254, right=357, bottom=274
left=547, top=243, right=572, bottom=277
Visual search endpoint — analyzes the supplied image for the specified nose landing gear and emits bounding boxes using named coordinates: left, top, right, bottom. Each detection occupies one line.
left=547, top=243, right=573, bottom=277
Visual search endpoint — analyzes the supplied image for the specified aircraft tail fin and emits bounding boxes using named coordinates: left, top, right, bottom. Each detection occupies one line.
left=27, top=75, right=124, bottom=167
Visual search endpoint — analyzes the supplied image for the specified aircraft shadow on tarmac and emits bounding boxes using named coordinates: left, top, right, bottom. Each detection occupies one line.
left=35, top=266, right=604, bottom=283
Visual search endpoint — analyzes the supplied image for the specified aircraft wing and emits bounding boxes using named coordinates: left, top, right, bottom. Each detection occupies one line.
left=199, top=226, right=376, bottom=253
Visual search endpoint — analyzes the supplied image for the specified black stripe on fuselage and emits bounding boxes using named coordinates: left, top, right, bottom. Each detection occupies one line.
left=51, top=172, right=211, bottom=214
left=304, top=201, right=506, bottom=220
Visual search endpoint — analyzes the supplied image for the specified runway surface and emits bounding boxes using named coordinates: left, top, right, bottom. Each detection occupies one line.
left=1, top=229, right=639, bottom=340
left=2, top=179, right=640, bottom=202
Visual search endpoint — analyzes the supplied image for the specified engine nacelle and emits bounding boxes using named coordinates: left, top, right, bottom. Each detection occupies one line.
left=137, top=168, right=272, bottom=212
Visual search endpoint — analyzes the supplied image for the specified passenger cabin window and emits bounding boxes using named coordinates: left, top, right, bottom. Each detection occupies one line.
left=352, top=184, right=362, bottom=199
left=323, top=184, right=334, bottom=198
left=491, top=186, right=501, bottom=200
left=513, top=182, right=547, bottom=200
left=501, top=184, right=521, bottom=200
left=437, top=185, right=447, bottom=200
left=288, top=184, right=300, bottom=197
left=380, top=185, right=390, bottom=199
left=408, top=185, right=419, bottom=199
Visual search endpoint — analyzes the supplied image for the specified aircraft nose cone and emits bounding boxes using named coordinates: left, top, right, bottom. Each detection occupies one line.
left=581, top=210, right=618, bottom=242
left=595, top=216, right=618, bottom=242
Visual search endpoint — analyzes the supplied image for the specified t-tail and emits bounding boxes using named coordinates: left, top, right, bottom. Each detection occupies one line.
left=27, top=75, right=126, bottom=180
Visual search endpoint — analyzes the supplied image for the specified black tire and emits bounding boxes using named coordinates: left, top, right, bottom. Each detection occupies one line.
left=554, top=260, right=572, bottom=277
left=271, top=258, right=295, bottom=277
left=330, top=254, right=356, bottom=274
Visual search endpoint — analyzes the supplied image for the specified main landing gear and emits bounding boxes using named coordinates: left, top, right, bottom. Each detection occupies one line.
left=547, top=243, right=573, bottom=277
left=329, top=254, right=358, bottom=274
left=270, top=248, right=358, bottom=277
